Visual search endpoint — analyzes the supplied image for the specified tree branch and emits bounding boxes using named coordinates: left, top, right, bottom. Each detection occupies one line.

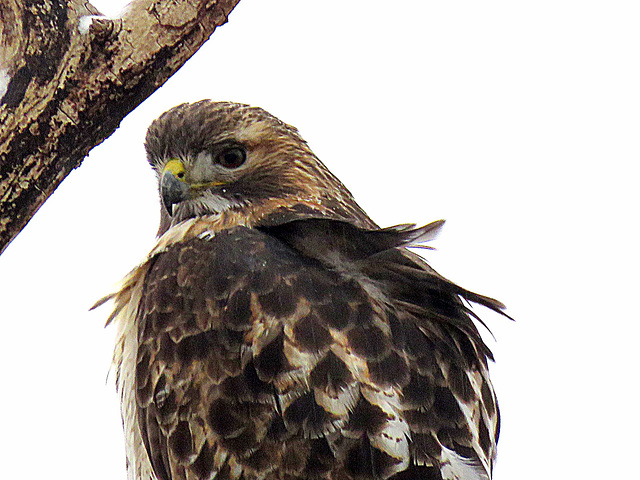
left=0, top=0, right=241, bottom=255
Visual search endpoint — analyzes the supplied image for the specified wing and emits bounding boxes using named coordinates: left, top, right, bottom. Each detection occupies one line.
left=265, top=219, right=504, bottom=480
left=135, top=221, right=503, bottom=480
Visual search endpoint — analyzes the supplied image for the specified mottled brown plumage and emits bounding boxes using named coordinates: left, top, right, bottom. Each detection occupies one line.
left=102, top=101, right=506, bottom=480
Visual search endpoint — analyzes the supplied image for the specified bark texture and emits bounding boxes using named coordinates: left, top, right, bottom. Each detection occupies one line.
left=0, top=0, right=241, bottom=255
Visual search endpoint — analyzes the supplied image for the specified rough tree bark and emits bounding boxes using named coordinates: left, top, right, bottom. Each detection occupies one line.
left=0, top=0, right=241, bottom=255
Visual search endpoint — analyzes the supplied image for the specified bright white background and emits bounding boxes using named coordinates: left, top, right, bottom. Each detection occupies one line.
left=1, top=1, right=638, bottom=478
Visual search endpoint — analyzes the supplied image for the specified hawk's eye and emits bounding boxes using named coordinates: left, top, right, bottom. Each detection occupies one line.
left=216, top=147, right=246, bottom=169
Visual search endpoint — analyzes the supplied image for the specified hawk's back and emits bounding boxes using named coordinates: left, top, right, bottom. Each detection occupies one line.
left=115, top=220, right=500, bottom=480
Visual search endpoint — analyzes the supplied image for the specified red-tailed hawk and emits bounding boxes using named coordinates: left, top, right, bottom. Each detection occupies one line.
left=97, top=101, right=506, bottom=480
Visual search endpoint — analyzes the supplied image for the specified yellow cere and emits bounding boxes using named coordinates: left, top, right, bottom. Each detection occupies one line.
left=163, top=159, right=186, bottom=180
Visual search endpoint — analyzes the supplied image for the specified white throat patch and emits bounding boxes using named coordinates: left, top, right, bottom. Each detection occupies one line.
left=172, top=193, right=244, bottom=222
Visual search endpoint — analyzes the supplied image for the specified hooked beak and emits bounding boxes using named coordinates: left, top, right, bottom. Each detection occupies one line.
left=161, top=159, right=189, bottom=216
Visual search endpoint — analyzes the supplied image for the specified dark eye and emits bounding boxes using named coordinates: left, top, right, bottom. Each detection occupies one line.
left=216, top=147, right=246, bottom=169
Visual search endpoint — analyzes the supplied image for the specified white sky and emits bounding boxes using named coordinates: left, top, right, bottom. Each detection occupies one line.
left=1, top=1, right=638, bottom=478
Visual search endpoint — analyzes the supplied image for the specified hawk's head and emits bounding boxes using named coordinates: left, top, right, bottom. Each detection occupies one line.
left=145, top=101, right=373, bottom=235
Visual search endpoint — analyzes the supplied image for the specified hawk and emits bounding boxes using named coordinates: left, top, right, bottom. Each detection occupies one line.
left=98, top=101, right=506, bottom=480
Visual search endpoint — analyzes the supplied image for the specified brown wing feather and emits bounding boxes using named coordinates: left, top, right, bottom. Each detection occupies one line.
left=135, top=221, right=503, bottom=480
